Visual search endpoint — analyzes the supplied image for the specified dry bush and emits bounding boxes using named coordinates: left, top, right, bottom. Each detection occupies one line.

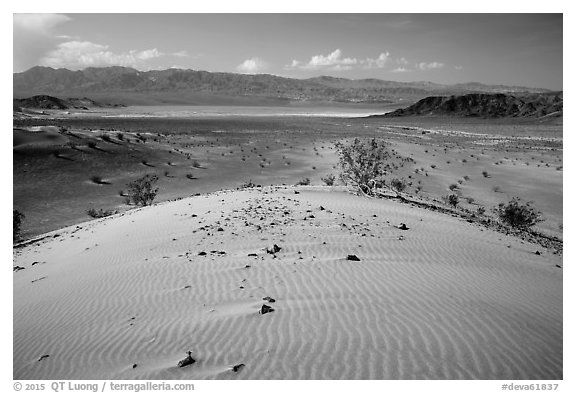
left=125, top=174, right=159, bottom=206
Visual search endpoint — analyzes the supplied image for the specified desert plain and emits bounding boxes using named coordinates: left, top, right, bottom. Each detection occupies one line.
left=13, top=106, right=562, bottom=380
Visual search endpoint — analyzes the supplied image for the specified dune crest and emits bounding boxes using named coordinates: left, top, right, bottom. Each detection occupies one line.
left=13, top=187, right=562, bottom=380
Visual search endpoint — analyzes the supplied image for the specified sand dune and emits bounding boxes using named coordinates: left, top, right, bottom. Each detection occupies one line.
left=13, top=186, right=562, bottom=380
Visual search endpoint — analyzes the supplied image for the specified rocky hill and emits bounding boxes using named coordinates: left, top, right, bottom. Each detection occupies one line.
left=13, top=66, right=552, bottom=105
left=381, top=93, right=563, bottom=118
left=13, top=95, right=124, bottom=112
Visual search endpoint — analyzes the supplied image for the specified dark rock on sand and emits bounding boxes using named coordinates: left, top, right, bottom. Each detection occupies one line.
left=232, top=363, right=245, bottom=372
left=398, top=223, right=409, bottom=230
left=266, top=244, right=282, bottom=254
left=262, top=296, right=276, bottom=303
left=346, top=255, right=361, bottom=261
left=178, top=351, right=196, bottom=368
left=260, top=304, right=275, bottom=314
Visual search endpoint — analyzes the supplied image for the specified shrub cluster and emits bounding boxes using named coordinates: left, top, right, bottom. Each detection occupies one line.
left=494, top=198, right=543, bottom=229
left=125, top=174, right=159, bottom=206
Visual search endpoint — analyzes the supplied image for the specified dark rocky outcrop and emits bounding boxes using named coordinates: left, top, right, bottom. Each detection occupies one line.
left=381, top=93, right=562, bottom=119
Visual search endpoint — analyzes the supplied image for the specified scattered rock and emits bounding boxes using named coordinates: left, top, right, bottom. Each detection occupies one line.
left=198, top=251, right=207, bottom=256
left=262, top=296, right=276, bottom=303
left=217, top=227, right=224, bottom=232
left=266, top=244, right=282, bottom=254
left=294, top=191, right=300, bottom=194
left=535, top=251, right=541, bottom=255
left=232, top=363, right=245, bottom=372
left=247, top=253, right=258, bottom=257
left=178, top=351, right=196, bottom=368
left=397, top=223, right=410, bottom=230
left=132, top=364, right=138, bottom=369
left=260, top=304, right=275, bottom=314
left=346, top=254, right=361, bottom=261
left=13, top=266, right=25, bottom=272
left=319, top=206, right=325, bottom=211
left=555, top=264, right=562, bottom=269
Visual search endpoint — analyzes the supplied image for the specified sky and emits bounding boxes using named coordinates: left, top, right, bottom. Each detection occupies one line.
left=13, top=13, right=563, bottom=90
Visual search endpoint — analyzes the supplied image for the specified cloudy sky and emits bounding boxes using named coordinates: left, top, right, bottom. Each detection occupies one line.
left=13, top=13, right=563, bottom=89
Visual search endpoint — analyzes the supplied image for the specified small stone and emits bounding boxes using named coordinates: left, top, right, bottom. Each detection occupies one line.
left=260, top=304, right=275, bottom=314
left=535, top=251, right=541, bottom=255
left=247, top=253, right=258, bottom=257
left=346, top=254, right=361, bottom=261
left=198, top=251, right=207, bottom=256
left=319, top=206, right=325, bottom=211
left=178, top=351, right=196, bottom=368
left=266, top=244, right=282, bottom=254
left=398, top=223, right=409, bottom=230
left=132, top=364, right=138, bottom=368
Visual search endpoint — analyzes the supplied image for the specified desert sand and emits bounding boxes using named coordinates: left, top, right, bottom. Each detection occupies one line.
left=13, top=185, right=562, bottom=380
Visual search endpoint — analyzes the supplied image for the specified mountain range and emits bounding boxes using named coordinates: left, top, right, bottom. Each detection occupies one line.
left=13, top=66, right=553, bottom=106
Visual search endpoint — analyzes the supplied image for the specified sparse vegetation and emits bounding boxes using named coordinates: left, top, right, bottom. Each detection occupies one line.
left=296, top=177, right=311, bottom=186
left=241, top=179, right=257, bottom=188
left=90, top=175, right=109, bottom=185
left=494, top=198, right=543, bottom=229
left=13, top=209, right=25, bottom=242
left=321, top=174, right=336, bottom=186
left=443, top=194, right=459, bottom=207
left=448, top=183, right=459, bottom=191
left=335, top=138, right=393, bottom=196
left=125, top=174, right=159, bottom=206
left=390, top=178, right=407, bottom=193
left=86, top=208, right=117, bottom=218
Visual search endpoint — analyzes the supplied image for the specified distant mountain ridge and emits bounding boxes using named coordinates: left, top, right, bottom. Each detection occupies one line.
left=13, top=66, right=552, bottom=105
left=381, top=93, right=563, bottom=119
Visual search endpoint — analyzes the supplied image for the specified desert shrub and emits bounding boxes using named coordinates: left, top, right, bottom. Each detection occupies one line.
left=335, top=138, right=392, bottom=195
left=448, top=183, right=459, bottom=191
left=116, top=132, right=124, bottom=141
left=13, top=209, right=25, bottom=242
left=477, top=206, right=486, bottom=215
left=87, top=141, right=97, bottom=149
left=86, top=208, right=117, bottom=218
left=390, top=178, right=407, bottom=193
left=125, top=174, right=159, bottom=206
left=321, top=174, right=336, bottom=186
left=296, top=177, right=311, bottom=186
left=101, top=134, right=112, bottom=143
left=90, top=175, right=110, bottom=185
left=443, top=194, right=459, bottom=207
left=241, top=179, right=256, bottom=188
left=494, top=198, right=543, bottom=229
left=191, top=160, right=201, bottom=168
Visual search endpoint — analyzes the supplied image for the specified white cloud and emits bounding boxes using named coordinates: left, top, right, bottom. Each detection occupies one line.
left=13, top=13, right=70, bottom=33
left=454, top=65, right=463, bottom=70
left=40, top=41, right=164, bottom=69
left=418, top=61, right=445, bottom=70
left=236, top=57, right=268, bottom=74
left=287, top=49, right=398, bottom=71
left=172, top=50, right=189, bottom=58
left=392, top=67, right=411, bottom=73
left=13, top=13, right=71, bottom=71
